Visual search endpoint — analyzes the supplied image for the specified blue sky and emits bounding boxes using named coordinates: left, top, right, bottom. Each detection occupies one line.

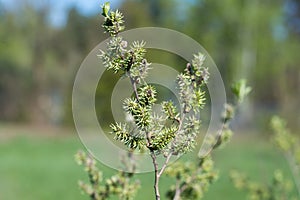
left=0, top=0, right=123, bottom=27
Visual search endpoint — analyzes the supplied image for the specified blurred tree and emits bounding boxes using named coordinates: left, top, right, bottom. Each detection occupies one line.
left=24, top=4, right=52, bottom=124
left=120, top=0, right=187, bottom=71
left=120, top=0, right=154, bottom=27
left=0, top=0, right=299, bottom=130
left=185, top=0, right=300, bottom=129
left=61, top=8, right=105, bottom=125
left=0, top=7, right=32, bottom=121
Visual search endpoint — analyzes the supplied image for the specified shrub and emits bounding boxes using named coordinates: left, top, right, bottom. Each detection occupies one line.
left=230, top=116, right=300, bottom=200
left=75, top=2, right=250, bottom=200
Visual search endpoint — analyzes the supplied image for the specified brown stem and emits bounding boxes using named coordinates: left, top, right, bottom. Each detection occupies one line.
left=200, top=131, right=222, bottom=159
left=127, top=72, right=161, bottom=199
left=172, top=178, right=193, bottom=199
left=160, top=112, right=187, bottom=173
left=154, top=111, right=187, bottom=197
left=144, top=128, right=160, bottom=200
left=173, top=179, right=181, bottom=200
left=158, top=153, right=172, bottom=177
left=178, top=112, right=186, bottom=130
left=200, top=120, right=231, bottom=159
left=128, top=73, right=140, bottom=101
left=150, top=151, right=161, bottom=200
left=172, top=160, right=205, bottom=200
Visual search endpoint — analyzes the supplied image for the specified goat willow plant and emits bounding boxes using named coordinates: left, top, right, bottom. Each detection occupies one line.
left=75, top=2, right=250, bottom=200
left=75, top=151, right=140, bottom=199
left=230, top=116, right=300, bottom=200
left=230, top=169, right=296, bottom=200
left=271, top=116, right=300, bottom=198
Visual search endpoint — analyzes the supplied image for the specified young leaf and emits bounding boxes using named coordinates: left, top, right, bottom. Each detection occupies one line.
left=102, top=2, right=110, bottom=17
left=231, top=79, right=252, bottom=103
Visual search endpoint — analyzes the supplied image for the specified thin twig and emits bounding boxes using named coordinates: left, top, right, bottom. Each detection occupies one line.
left=128, top=72, right=139, bottom=101
left=157, top=112, right=187, bottom=178
left=199, top=131, right=222, bottom=159
left=173, top=179, right=181, bottom=200
left=127, top=72, right=161, bottom=200
left=149, top=150, right=161, bottom=200
left=172, top=166, right=203, bottom=200
left=158, top=153, right=172, bottom=177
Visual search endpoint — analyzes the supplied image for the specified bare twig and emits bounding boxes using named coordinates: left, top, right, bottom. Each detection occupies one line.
left=150, top=150, right=161, bottom=200
left=173, top=179, right=181, bottom=200
left=158, top=153, right=172, bottom=177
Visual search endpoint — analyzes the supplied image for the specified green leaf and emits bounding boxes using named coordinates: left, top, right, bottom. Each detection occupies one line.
left=102, top=2, right=110, bottom=17
left=231, top=79, right=251, bottom=103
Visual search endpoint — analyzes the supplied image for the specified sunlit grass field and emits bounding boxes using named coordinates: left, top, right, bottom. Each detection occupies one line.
left=0, top=124, right=296, bottom=200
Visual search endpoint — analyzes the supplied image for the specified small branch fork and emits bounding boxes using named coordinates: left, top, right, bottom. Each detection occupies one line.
left=128, top=72, right=196, bottom=200
left=173, top=164, right=203, bottom=200
left=128, top=73, right=161, bottom=199
left=128, top=73, right=217, bottom=199
left=127, top=72, right=179, bottom=200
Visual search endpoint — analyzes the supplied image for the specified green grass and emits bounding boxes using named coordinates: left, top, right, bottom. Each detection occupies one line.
left=0, top=134, right=86, bottom=200
left=0, top=126, right=296, bottom=200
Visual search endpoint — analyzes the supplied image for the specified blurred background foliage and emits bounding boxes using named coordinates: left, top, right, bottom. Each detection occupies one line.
left=1, top=0, right=299, bottom=131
